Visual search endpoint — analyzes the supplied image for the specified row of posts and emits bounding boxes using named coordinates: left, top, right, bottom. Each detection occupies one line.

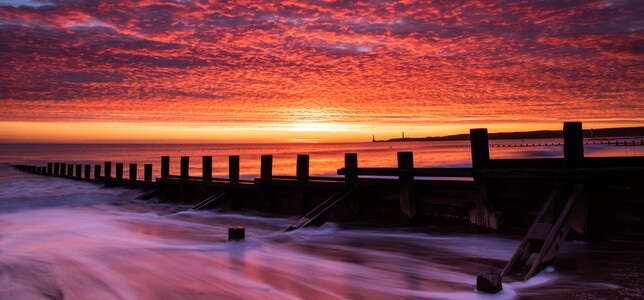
left=162, top=153, right=359, bottom=182
left=20, top=122, right=587, bottom=184
left=33, top=153, right=361, bottom=183
left=42, top=162, right=155, bottom=181
left=470, top=122, right=585, bottom=168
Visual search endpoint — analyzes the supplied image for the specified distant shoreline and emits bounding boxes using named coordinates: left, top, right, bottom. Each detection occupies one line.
left=378, top=126, right=644, bottom=142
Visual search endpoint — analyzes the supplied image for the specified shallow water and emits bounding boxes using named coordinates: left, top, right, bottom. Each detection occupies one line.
left=1, top=142, right=643, bottom=299
left=1, top=164, right=642, bottom=299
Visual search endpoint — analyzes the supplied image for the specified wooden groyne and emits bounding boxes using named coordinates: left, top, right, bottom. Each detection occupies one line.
left=13, top=122, right=644, bottom=241
left=12, top=122, right=644, bottom=282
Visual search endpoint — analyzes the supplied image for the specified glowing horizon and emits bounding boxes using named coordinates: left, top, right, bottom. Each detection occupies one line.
left=1, top=0, right=642, bottom=143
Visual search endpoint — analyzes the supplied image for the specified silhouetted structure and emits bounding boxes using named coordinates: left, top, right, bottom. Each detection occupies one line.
left=12, top=122, right=644, bottom=280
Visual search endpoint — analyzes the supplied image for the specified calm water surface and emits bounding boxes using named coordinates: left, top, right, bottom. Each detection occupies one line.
left=0, top=141, right=642, bottom=299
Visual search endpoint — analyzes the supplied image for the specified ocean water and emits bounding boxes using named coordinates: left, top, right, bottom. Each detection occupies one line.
left=0, top=141, right=642, bottom=299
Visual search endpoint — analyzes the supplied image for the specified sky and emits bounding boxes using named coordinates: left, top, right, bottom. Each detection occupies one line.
left=1, top=0, right=642, bottom=143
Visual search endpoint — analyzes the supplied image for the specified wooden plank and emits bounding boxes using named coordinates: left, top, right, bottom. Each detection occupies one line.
left=136, top=189, right=159, bottom=200
left=524, top=184, right=583, bottom=280
left=286, top=186, right=358, bottom=231
left=337, top=167, right=473, bottom=177
left=191, top=191, right=229, bottom=210
left=501, top=182, right=584, bottom=281
left=254, top=178, right=346, bottom=189
left=502, top=182, right=565, bottom=277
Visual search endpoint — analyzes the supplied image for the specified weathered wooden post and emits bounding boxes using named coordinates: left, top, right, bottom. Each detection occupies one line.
left=115, top=163, right=123, bottom=179
left=345, top=153, right=358, bottom=183
left=259, top=155, right=273, bottom=210
left=180, top=156, right=189, bottom=179
left=129, top=163, right=137, bottom=180
left=60, top=163, right=66, bottom=176
left=470, top=128, right=491, bottom=232
left=47, top=163, right=53, bottom=175
left=228, top=226, right=245, bottom=242
left=477, top=271, right=502, bottom=293
left=84, top=165, right=91, bottom=179
left=94, top=165, right=101, bottom=179
left=75, top=165, right=82, bottom=178
left=398, top=152, right=416, bottom=223
left=563, top=122, right=583, bottom=168
left=295, top=154, right=310, bottom=211
left=470, top=128, right=490, bottom=169
left=260, top=155, right=273, bottom=179
left=229, top=155, right=240, bottom=182
left=564, top=122, right=588, bottom=236
left=296, top=154, right=310, bottom=180
left=161, top=156, right=170, bottom=179
left=202, top=156, right=212, bottom=180
left=144, top=164, right=153, bottom=181
left=104, top=162, right=112, bottom=178
left=54, top=163, right=60, bottom=175
left=67, top=164, right=73, bottom=177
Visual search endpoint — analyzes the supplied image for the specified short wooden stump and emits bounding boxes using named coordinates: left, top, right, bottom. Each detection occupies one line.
left=228, top=226, right=245, bottom=242
left=476, top=271, right=502, bottom=294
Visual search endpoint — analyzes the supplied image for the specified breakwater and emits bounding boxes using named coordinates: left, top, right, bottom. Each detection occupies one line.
left=10, top=121, right=644, bottom=286
left=13, top=122, right=644, bottom=240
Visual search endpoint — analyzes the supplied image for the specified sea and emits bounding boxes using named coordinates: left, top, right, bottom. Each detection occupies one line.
left=1, top=140, right=643, bottom=299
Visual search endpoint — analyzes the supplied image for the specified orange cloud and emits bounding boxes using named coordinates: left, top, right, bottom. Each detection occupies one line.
left=0, top=0, right=642, bottom=142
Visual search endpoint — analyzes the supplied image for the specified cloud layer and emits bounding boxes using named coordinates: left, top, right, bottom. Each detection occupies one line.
left=1, top=0, right=642, bottom=136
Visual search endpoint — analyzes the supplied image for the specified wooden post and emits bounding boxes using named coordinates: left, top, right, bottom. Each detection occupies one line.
left=296, top=154, right=309, bottom=180
left=345, top=153, right=358, bottom=183
left=470, top=128, right=491, bottom=232
left=67, top=164, right=73, bottom=177
left=94, top=165, right=101, bottom=179
left=260, top=155, right=273, bottom=179
left=477, top=271, right=502, bottom=293
left=229, top=155, right=240, bottom=182
left=228, top=226, right=245, bottom=241
left=470, top=128, right=490, bottom=169
left=115, top=163, right=123, bottom=179
left=75, top=165, right=82, bottom=178
left=104, top=162, right=112, bottom=178
left=161, top=156, right=170, bottom=178
left=202, top=156, right=212, bottom=180
left=129, top=163, right=137, bottom=180
left=54, top=163, right=60, bottom=175
left=564, top=122, right=583, bottom=168
left=48, top=163, right=53, bottom=175
left=259, top=155, right=273, bottom=210
left=60, top=163, right=66, bottom=176
left=180, top=156, right=189, bottom=179
left=144, top=164, right=153, bottom=181
left=398, top=152, right=415, bottom=222
left=84, top=165, right=91, bottom=179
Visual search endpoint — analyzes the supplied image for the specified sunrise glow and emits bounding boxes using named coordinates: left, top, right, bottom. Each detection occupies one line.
left=0, top=0, right=642, bottom=143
